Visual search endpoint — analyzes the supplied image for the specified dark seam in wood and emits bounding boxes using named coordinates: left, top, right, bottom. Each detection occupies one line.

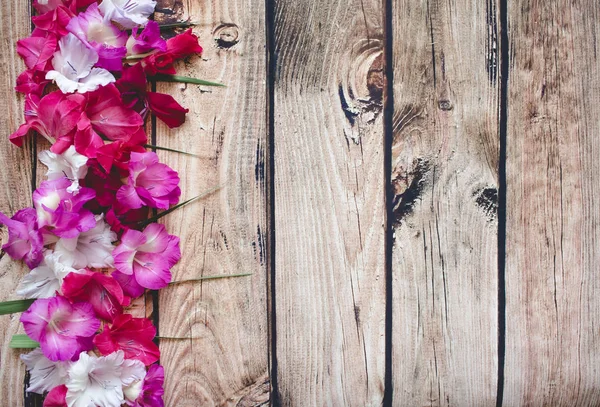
left=497, top=0, right=509, bottom=404
left=383, top=0, right=395, bottom=404
left=150, top=80, right=160, bottom=354
left=266, top=0, right=279, bottom=405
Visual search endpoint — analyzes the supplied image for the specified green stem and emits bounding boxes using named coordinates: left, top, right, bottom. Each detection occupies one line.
left=0, top=299, right=35, bottom=315
left=10, top=334, right=39, bottom=349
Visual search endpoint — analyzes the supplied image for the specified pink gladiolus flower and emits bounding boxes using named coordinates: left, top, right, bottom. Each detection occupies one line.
left=16, top=69, right=51, bottom=96
left=116, top=152, right=180, bottom=211
left=32, top=5, right=74, bottom=37
left=20, top=295, right=100, bottom=361
left=10, top=90, right=85, bottom=149
left=43, top=385, right=68, bottom=407
left=33, top=177, right=96, bottom=238
left=16, top=30, right=58, bottom=72
left=112, top=270, right=145, bottom=298
left=113, top=223, right=181, bottom=289
left=125, top=364, right=165, bottom=407
left=66, top=3, right=128, bottom=71
left=62, top=270, right=130, bottom=322
left=117, top=63, right=189, bottom=128
left=126, top=21, right=167, bottom=56
left=34, top=0, right=96, bottom=14
left=0, top=208, right=44, bottom=269
left=94, top=314, right=160, bottom=365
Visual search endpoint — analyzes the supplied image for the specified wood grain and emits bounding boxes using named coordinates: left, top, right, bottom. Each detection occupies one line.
left=504, top=1, right=600, bottom=405
left=272, top=0, right=386, bottom=405
left=390, top=0, right=500, bottom=405
left=153, top=0, right=269, bottom=405
left=0, top=0, right=39, bottom=406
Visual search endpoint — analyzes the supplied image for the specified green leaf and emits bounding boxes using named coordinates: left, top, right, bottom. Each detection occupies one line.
left=144, top=144, right=200, bottom=157
left=138, top=184, right=224, bottom=227
left=123, top=51, right=156, bottom=61
left=155, top=336, right=194, bottom=340
left=0, top=299, right=35, bottom=315
left=10, top=334, right=39, bottom=349
left=169, top=273, right=253, bottom=285
left=158, top=21, right=198, bottom=30
left=154, top=74, right=226, bottom=87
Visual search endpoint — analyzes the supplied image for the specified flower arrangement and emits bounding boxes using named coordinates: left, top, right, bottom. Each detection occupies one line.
left=0, top=0, right=211, bottom=405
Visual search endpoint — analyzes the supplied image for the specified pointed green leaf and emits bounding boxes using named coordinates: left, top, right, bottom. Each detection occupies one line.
left=0, top=299, right=35, bottom=315
left=138, top=184, right=224, bottom=227
left=169, top=273, right=253, bottom=285
left=144, top=144, right=201, bottom=157
left=10, top=334, right=39, bottom=349
left=154, top=74, right=226, bottom=87
left=158, top=21, right=199, bottom=30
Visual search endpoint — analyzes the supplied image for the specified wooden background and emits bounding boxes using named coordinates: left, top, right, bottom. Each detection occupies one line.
left=0, top=0, right=599, bottom=405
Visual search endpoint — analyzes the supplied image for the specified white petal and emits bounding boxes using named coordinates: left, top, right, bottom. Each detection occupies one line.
left=21, top=349, right=70, bottom=394
left=99, top=0, right=157, bottom=29
left=39, top=146, right=89, bottom=194
left=17, top=251, right=78, bottom=298
left=55, top=215, right=117, bottom=269
left=120, top=359, right=146, bottom=386
left=78, top=67, right=116, bottom=93
left=46, top=70, right=79, bottom=94
left=66, top=351, right=126, bottom=407
left=53, top=33, right=98, bottom=80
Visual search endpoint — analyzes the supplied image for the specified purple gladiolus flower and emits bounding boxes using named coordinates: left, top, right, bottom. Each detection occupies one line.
left=0, top=208, right=44, bottom=269
left=20, top=295, right=100, bottom=362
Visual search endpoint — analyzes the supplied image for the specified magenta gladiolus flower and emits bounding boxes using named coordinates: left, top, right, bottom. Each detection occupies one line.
left=126, top=21, right=166, bottom=56
left=0, top=208, right=44, bottom=269
left=125, top=364, right=165, bottom=407
left=33, top=177, right=96, bottom=238
left=20, top=295, right=100, bottom=361
left=116, top=152, right=180, bottom=211
left=113, top=223, right=180, bottom=289
left=62, top=270, right=130, bottom=322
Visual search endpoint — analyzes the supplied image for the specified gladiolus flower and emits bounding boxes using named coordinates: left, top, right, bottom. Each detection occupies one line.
left=33, top=177, right=96, bottom=238
left=99, top=0, right=157, bottom=29
left=39, top=146, right=89, bottom=194
left=54, top=214, right=116, bottom=269
left=142, top=29, right=203, bottom=75
left=65, top=351, right=146, bottom=407
left=21, top=349, right=70, bottom=394
left=94, top=314, right=160, bottom=365
left=0, top=208, right=44, bottom=269
left=113, top=223, right=181, bottom=289
left=66, top=3, right=128, bottom=71
left=117, top=151, right=180, bottom=211
left=117, top=63, right=189, bottom=128
left=46, top=33, right=115, bottom=94
left=20, top=295, right=100, bottom=361
left=125, top=364, right=164, bottom=407
left=62, top=270, right=130, bottom=322
left=126, top=20, right=166, bottom=55
left=17, top=250, right=80, bottom=299
left=17, top=30, right=58, bottom=72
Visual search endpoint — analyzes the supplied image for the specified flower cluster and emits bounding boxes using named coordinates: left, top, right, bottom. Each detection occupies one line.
left=1, top=0, right=203, bottom=406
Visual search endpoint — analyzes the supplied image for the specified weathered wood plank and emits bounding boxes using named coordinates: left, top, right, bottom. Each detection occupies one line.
left=505, top=1, right=600, bottom=405
left=0, top=0, right=38, bottom=406
left=390, top=0, right=500, bottom=404
left=272, top=1, right=386, bottom=405
left=153, top=0, right=269, bottom=405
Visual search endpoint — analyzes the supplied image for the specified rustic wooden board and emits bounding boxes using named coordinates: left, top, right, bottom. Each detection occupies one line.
left=504, top=1, right=600, bottom=405
left=390, top=0, right=501, bottom=404
left=153, top=0, right=270, bottom=406
left=0, top=0, right=39, bottom=406
left=272, top=0, right=386, bottom=405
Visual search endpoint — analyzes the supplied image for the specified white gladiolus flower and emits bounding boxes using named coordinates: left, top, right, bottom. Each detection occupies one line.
left=99, top=0, right=157, bottom=29
left=39, top=146, right=89, bottom=194
left=65, top=351, right=145, bottom=407
left=46, top=34, right=115, bottom=94
left=21, top=349, right=71, bottom=394
left=17, top=250, right=79, bottom=298
left=54, top=214, right=117, bottom=269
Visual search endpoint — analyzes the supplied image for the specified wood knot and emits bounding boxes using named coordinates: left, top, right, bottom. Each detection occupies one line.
left=438, top=99, right=453, bottom=111
left=214, top=23, right=240, bottom=49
